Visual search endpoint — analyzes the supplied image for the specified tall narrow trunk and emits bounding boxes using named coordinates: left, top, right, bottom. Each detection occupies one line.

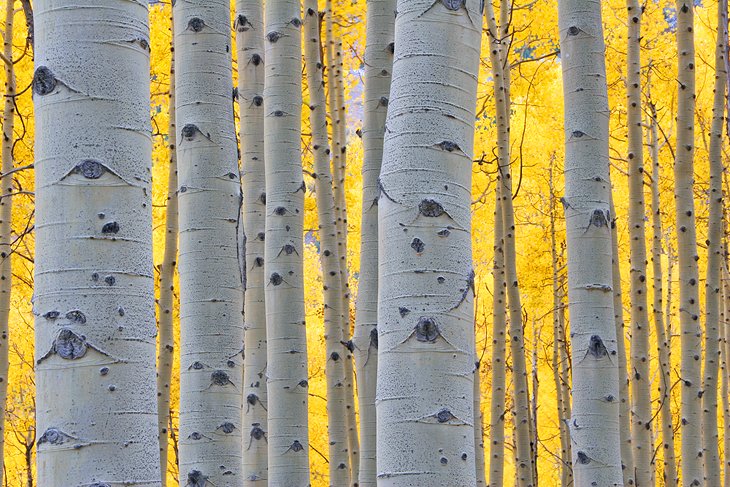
left=648, top=94, right=677, bottom=487
left=674, top=1, right=703, bottom=483
left=474, top=360, right=486, bottom=486
left=626, top=1, right=655, bottom=483
left=352, top=0, right=394, bottom=481
left=702, top=0, right=727, bottom=482
left=484, top=3, right=533, bottom=484
left=558, top=0, right=623, bottom=483
left=235, top=0, right=268, bottom=481
left=549, top=164, right=572, bottom=487
left=33, top=1, right=160, bottom=484
left=376, top=0, right=482, bottom=483
left=263, top=0, right=311, bottom=482
left=174, top=1, right=245, bottom=484
left=610, top=195, right=634, bottom=487
left=723, top=265, right=730, bottom=487
left=303, top=2, right=351, bottom=484
left=558, top=282, right=573, bottom=486
left=488, top=188, right=507, bottom=487
left=157, top=13, right=178, bottom=486
left=0, top=2, right=14, bottom=483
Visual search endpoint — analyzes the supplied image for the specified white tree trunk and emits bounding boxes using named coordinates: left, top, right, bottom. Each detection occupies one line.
left=488, top=188, right=507, bottom=487
left=647, top=90, right=677, bottom=487
left=173, top=1, right=245, bottom=484
left=234, top=0, right=268, bottom=482
left=33, top=1, right=160, bottom=485
left=352, top=0, right=394, bottom=482
left=0, top=1, right=14, bottom=482
left=474, top=360, right=486, bottom=486
left=303, top=1, right=351, bottom=484
left=263, top=0, right=311, bottom=483
left=674, top=2, right=703, bottom=483
left=156, top=15, right=178, bottom=485
left=702, top=0, right=727, bottom=481
left=558, top=0, right=623, bottom=483
left=625, top=1, right=654, bottom=483
left=377, top=0, right=481, bottom=484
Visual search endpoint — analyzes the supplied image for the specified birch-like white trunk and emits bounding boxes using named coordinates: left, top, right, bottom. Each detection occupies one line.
left=303, top=1, right=351, bottom=484
left=173, top=1, right=245, bottom=484
left=263, top=0, right=311, bottom=483
left=701, top=0, right=727, bottom=481
left=625, top=1, right=654, bottom=483
left=558, top=0, right=623, bottom=483
left=674, top=2, right=703, bottom=483
left=352, top=0, right=394, bottom=482
left=0, top=1, right=14, bottom=482
left=377, top=0, right=481, bottom=484
left=33, top=1, right=160, bottom=485
left=234, top=0, right=268, bottom=482
left=647, top=93, right=677, bottom=487
left=156, top=15, right=178, bottom=486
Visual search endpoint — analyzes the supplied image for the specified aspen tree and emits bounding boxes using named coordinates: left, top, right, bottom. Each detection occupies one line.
left=264, top=0, right=311, bottom=482
left=488, top=189, right=508, bottom=487
left=157, top=14, right=178, bottom=485
left=558, top=0, right=623, bottom=483
left=626, top=0, right=654, bottom=482
left=610, top=194, right=634, bottom=487
left=722, top=266, right=730, bottom=487
left=648, top=95, right=677, bottom=487
left=352, top=0, right=395, bottom=481
left=549, top=164, right=572, bottom=487
left=484, top=2, right=533, bottom=483
left=33, top=1, right=160, bottom=485
left=235, top=0, right=268, bottom=482
left=376, top=0, right=482, bottom=483
left=674, top=1, right=703, bottom=482
left=701, top=0, right=727, bottom=480
left=173, top=1, right=245, bottom=484
left=474, top=360, right=486, bottom=486
left=303, top=1, right=351, bottom=484
left=0, top=1, right=14, bottom=481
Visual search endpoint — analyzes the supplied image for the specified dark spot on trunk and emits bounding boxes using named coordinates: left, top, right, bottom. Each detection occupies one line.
left=387, top=42, right=395, bottom=53
left=33, top=66, right=57, bottom=95
left=576, top=451, right=591, bottom=464
left=274, top=206, right=287, bottom=215
left=211, top=370, right=232, bottom=386
left=102, top=221, right=119, bottom=234
left=399, top=307, right=410, bottom=317
left=419, top=199, right=445, bottom=217
left=253, top=95, right=263, bottom=106
left=415, top=317, right=440, bottom=342
left=186, top=470, right=208, bottom=487
left=99, top=367, right=109, bottom=376
left=298, top=379, right=308, bottom=387
left=189, top=432, right=202, bottom=440
left=378, top=96, right=389, bottom=107
left=370, top=327, right=379, bottom=348
left=182, top=124, right=199, bottom=140
left=54, top=329, right=88, bottom=360
left=43, top=311, right=60, bottom=320
left=104, top=275, right=116, bottom=286
left=235, top=15, right=250, bottom=32
left=270, top=273, right=283, bottom=286
left=441, top=0, right=465, bottom=10
left=191, top=361, right=205, bottom=370
left=267, top=32, right=282, bottom=43
left=411, top=238, right=425, bottom=253
left=587, top=335, right=608, bottom=358
left=290, top=17, right=301, bottom=27
left=187, top=17, right=205, bottom=32
left=251, top=425, right=265, bottom=440
left=436, top=408, right=455, bottom=423
left=247, top=393, right=258, bottom=405
left=567, top=26, right=580, bottom=36
left=330, top=352, right=340, bottom=361
left=218, top=422, right=236, bottom=434
left=590, top=209, right=608, bottom=228
left=76, top=160, right=104, bottom=179
left=289, top=440, right=304, bottom=452
left=572, top=130, right=585, bottom=138
left=65, top=310, right=86, bottom=324
left=437, top=140, right=460, bottom=152
left=254, top=256, right=264, bottom=267
left=38, top=428, right=70, bottom=445
left=437, top=228, right=451, bottom=237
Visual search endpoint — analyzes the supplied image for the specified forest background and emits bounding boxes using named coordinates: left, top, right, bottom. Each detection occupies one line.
left=0, top=0, right=726, bottom=485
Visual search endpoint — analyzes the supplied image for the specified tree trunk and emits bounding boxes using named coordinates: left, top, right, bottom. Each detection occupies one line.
left=157, top=12, right=178, bottom=487
left=352, top=0, right=394, bottom=481
left=376, top=0, right=482, bottom=483
left=626, top=1, right=655, bottom=483
left=674, top=1, right=703, bottom=483
left=303, top=2, right=351, bottom=484
left=173, top=1, right=245, bottom=484
left=702, top=0, right=727, bottom=482
left=0, top=2, right=14, bottom=483
left=33, top=1, right=160, bottom=484
left=235, top=0, right=269, bottom=482
left=488, top=187, right=507, bottom=487
left=647, top=91, right=677, bottom=487
left=474, top=360, right=486, bottom=486
left=722, top=265, right=730, bottom=487
left=263, top=0, right=311, bottom=482
left=558, top=0, right=623, bottom=483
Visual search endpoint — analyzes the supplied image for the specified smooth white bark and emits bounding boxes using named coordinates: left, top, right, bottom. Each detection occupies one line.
left=558, top=0, right=623, bottom=483
left=234, top=0, right=268, bottom=482
left=173, top=1, right=245, bottom=484
left=263, top=0, right=311, bottom=483
left=33, top=1, right=160, bottom=484
left=376, top=0, right=482, bottom=484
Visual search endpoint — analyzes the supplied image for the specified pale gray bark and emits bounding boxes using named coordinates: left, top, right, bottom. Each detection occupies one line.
left=156, top=14, right=178, bottom=485
left=352, top=0, right=394, bottom=482
left=474, top=360, right=486, bottom=486
left=33, top=1, right=160, bottom=484
left=0, top=2, right=14, bottom=482
left=173, top=1, right=245, bottom=484
left=376, top=0, right=482, bottom=484
left=674, top=2, right=703, bottom=483
left=234, top=0, right=268, bottom=481
left=558, top=0, right=623, bottom=483
left=263, top=0, right=311, bottom=483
